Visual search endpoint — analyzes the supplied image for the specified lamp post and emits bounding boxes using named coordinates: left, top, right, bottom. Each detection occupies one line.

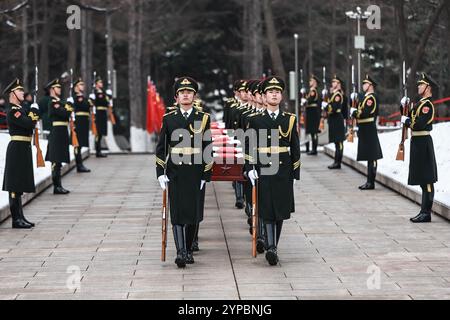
left=345, top=7, right=371, bottom=92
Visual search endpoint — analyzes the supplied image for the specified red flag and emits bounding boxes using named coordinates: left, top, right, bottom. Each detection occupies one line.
left=146, top=79, right=153, bottom=133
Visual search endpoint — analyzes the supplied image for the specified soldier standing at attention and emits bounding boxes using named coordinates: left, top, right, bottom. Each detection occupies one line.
left=245, top=76, right=301, bottom=266
left=45, top=79, right=71, bottom=195
left=350, top=74, right=383, bottom=190
left=156, top=77, right=213, bottom=268
left=89, top=77, right=109, bottom=158
left=301, top=75, right=321, bottom=156
left=400, top=73, right=438, bottom=223
left=322, top=75, right=346, bottom=169
left=2, top=79, right=40, bottom=228
left=66, top=78, right=91, bottom=173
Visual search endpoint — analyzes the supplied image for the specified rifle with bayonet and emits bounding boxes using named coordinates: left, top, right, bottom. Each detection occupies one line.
left=347, top=65, right=357, bottom=143
left=319, top=66, right=328, bottom=131
left=69, top=69, right=80, bottom=148
left=90, top=72, right=98, bottom=136
left=161, top=135, right=168, bottom=262
left=107, top=70, right=116, bottom=125
left=396, top=61, right=410, bottom=161
left=33, top=66, right=45, bottom=168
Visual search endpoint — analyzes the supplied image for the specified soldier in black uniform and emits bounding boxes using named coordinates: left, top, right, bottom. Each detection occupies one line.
left=89, top=77, right=110, bottom=158
left=322, top=75, right=346, bottom=169
left=223, top=80, right=241, bottom=129
left=45, top=79, right=71, bottom=195
left=245, top=76, right=301, bottom=266
left=2, top=79, right=40, bottom=228
left=400, top=73, right=438, bottom=223
left=156, top=77, right=213, bottom=268
left=66, top=78, right=91, bottom=173
left=350, top=74, right=383, bottom=190
left=301, top=75, right=321, bottom=156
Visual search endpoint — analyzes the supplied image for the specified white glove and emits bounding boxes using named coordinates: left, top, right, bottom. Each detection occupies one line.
left=300, top=88, right=306, bottom=95
left=30, top=103, right=39, bottom=111
left=247, top=169, right=259, bottom=186
left=89, top=93, right=96, bottom=101
left=200, top=180, right=206, bottom=190
left=106, top=89, right=113, bottom=96
left=350, top=92, right=358, bottom=100
left=401, top=116, right=410, bottom=125
left=301, top=98, right=307, bottom=106
left=321, top=101, right=328, bottom=110
left=158, top=175, right=170, bottom=190
left=400, top=96, right=410, bottom=106
left=66, top=97, right=74, bottom=104
left=350, top=107, right=357, bottom=117
left=322, top=89, right=328, bottom=97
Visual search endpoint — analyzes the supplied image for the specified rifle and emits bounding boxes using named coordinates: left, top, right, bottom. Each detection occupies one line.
left=161, top=135, right=168, bottom=262
left=347, top=65, right=357, bottom=143
left=396, top=61, right=410, bottom=161
left=33, top=66, right=45, bottom=168
left=299, top=69, right=305, bottom=126
left=107, top=70, right=117, bottom=125
left=90, top=71, right=98, bottom=136
left=69, top=69, right=79, bottom=148
left=251, top=167, right=258, bottom=258
left=319, top=66, right=328, bottom=131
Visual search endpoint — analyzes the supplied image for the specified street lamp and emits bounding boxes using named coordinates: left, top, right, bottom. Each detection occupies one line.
left=345, top=7, right=371, bottom=91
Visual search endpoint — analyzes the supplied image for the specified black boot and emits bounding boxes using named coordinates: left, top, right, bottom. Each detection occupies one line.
left=256, top=218, right=266, bottom=254
left=95, top=136, right=107, bottom=158
left=307, top=134, right=318, bottom=155
left=185, top=224, right=197, bottom=264
left=9, top=193, right=32, bottom=229
left=411, top=185, right=433, bottom=223
left=75, top=147, right=91, bottom=173
left=173, top=225, right=187, bottom=268
left=17, top=195, right=35, bottom=227
left=234, top=182, right=244, bottom=209
left=305, top=140, right=310, bottom=153
left=192, top=224, right=200, bottom=252
left=53, top=164, right=70, bottom=195
left=360, top=161, right=376, bottom=190
left=328, top=143, right=342, bottom=169
left=264, top=223, right=279, bottom=266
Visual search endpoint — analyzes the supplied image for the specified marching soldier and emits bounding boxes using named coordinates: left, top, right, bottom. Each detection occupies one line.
left=245, top=76, right=301, bottom=266
left=350, top=74, right=383, bottom=190
left=45, top=79, right=71, bottom=195
left=400, top=73, right=438, bottom=223
left=301, top=75, right=321, bottom=156
left=156, top=77, right=213, bottom=268
left=66, top=78, right=91, bottom=173
left=223, top=80, right=241, bottom=129
left=322, top=75, right=346, bottom=169
left=89, top=77, right=109, bottom=158
left=2, top=79, right=40, bottom=228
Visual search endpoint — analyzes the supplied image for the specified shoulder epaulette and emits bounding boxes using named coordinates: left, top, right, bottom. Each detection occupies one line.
left=163, top=110, right=177, bottom=117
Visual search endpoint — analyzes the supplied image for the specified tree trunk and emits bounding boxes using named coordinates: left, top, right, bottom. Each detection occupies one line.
left=249, top=0, right=263, bottom=77
left=330, top=0, right=337, bottom=75
left=38, top=0, right=55, bottom=92
left=106, top=13, right=114, bottom=86
left=395, top=0, right=409, bottom=66
left=22, top=6, right=28, bottom=88
left=262, top=0, right=286, bottom=79
left=307, top=1, right=313, bottom=77
left=81, top=9, right=93, bottom=90
left=242, top=0, right=250, bottom=77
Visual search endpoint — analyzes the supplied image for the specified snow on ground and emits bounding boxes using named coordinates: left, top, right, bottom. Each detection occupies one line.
left=0, top=132, right=84, bottom=210
left=326, top=122, right=450, bottom=207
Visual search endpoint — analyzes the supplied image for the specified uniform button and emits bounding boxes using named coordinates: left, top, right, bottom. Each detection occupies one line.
left=279, top=136, right=282, bottom=139
left=190, top=135, right=193, bottom=138
left=280, top=161, right=283, bottom=164
left=268, top=135, right=271, bottom=139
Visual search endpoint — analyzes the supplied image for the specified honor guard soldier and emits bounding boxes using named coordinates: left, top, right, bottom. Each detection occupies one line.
left=400, top=73, right=438, bottom=223
left=322, top=75, right=346, bottom=169
left=89, top=77, right=109, bottom=158
left=301, top=75, right=322, bottom=156
left=223, top=80, right=241, bottom=129
left=66, top=78, right=91, bottom=173
left=245, top=76, right=301, bottom=266
left=156, top=77, right=213, bottom=268
left=350, top=74, right=383, bottom=190
left=2, top=79, right=40, bottom=228
left=45, top=79, right=71, bottom=195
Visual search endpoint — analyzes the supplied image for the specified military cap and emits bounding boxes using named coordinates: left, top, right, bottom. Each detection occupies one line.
left=233, top=80, right=242, bottom=91
left=417, top=73, right=438, bottom=89
left=248, top=80, right=260, bottom=95
left=332, top=75, right=345, bottom=87
left=237, top=80, right=247, bottom=92
left=310, top=75, right=320, bottom=84
left=2, top=78, right=24, bottom=95
left=74, top=78, right=84, bottom=87
left=174, top=77, right=199, bottom=94
left=45, top=78, right=62, bottom=90
left=261, top=76, right=285, bottom=93
left=95, top=77, right=103, bottom=84
left=363, top=74, right=377, bottom=87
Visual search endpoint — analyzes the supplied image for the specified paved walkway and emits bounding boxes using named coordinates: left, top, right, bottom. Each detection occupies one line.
left=1, top=153, right=450, bottom=300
